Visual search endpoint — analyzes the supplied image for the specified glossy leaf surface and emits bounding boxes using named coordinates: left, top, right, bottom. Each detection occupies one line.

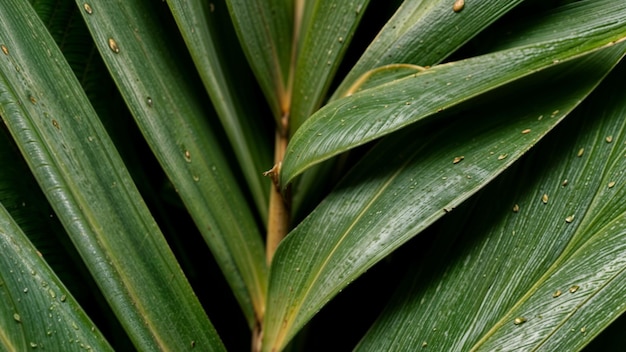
left=0, top=0, right=224, bottom=350
left=357, top=57, right=626, bottom=351
left=263, top=44, right=625, bottom=351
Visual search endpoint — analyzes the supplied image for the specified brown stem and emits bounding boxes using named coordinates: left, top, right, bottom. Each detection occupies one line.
left=265, top=118, right=291, bottom=264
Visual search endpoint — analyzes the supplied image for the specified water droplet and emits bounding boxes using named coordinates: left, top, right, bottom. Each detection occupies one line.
left=453, top=156, right=464, bottom=164
left=577, top=148, right=584, bottom=157
left=192, top=175, right=199, bottom=182
left=52, top=119, right=60, bottom=130
left=146, top=96, right=153, bottom=107
left=514, top=317, right=527, bottom=325
left=83, top=3, right=93, bottom=14
left=512, top=204, right=520, bottom=213
left=338, top=37, right=343, bottom=43
left=60, top=295, right=66, bottom=302
left=605, top=135, right=613, bottom=143
left=498, top=154, right=508, bottom=160
left=569, top=285, right=580, bottom=293
left=453, top=0, right=464, bottom=12
left=108, top=38, right=120, bottom=53
left=542, top=194, right=549, bottom=204
left=562, top=179, right=568, bottom=187
left=13, top=313, right=21, bottom=322
left=553, top=289, right=562, bottom=298
left=184, top=150, right=191, bottom=162
left=608, top=181, right=616, bottom=188
left=1, top=45, right=8, bottom=55
left=565, top=215, right=574, bottom=223
left=23, top=287, right=28, bottom=293
left=422, top=342, right=428, bottom=348
left=521, top=129, right=531, bottom=134
left=30, top=342, right=38, bottom=348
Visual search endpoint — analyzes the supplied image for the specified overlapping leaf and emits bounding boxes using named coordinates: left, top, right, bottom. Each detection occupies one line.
left=332, top=0, right=525, bottom=98
left=0, top=203, right=113, bottom=351
left=74, top=0, right=268, bottom=327
left=281, top=0, right=626, bottom=187
left=356, top=58, right=626, bottom=351
left=0, top=0, right=224, bottom=350
left=167, top=0, right=272, bottom=222
left=262, top=42, right=626, bottom=351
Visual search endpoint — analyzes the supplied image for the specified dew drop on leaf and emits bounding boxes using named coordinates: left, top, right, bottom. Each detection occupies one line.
left=542, top=194, right=549, bottom=204
left=453, top=0, right=464, bottom=13
left=605, top=135, right=613, bottom=143
left=553, top=290, right=562, bottom=298
left=514, top=317, right=527, bottom=325
left=608, top=181, right=616, bottom=188
left=1, top=45, right=8, bottom=55
left=83, top=3, right=93, bottom=14
left=569, top=285, right=580, bottom=293
left=108, top=38, right=120, bottom=53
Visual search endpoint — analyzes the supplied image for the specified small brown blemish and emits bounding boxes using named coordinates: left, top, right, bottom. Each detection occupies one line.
left=569, top=285, right=580, bottom=293
left=52, top=119, right=60, bottom=130
left=108, top=38, right=120, bottom=53
left=29, top=96, right=36, bottom=104
left=83, top=3, right=93, bottom=14
left=453, top=0, right=465, bottom=12
left=453, top=156, right=464, bottom=164
left=553, top=290, right=562, bottom=298
left=521, top=129, right=531, bottom=134
left=1, top=44, right=8, bottom=55
left=542, top=193, right=549, bottom=204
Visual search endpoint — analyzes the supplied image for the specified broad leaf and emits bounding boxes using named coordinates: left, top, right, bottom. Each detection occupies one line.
left=357, top=58, right=626, bottom=351
left=0, top=0, right=224, bottom=350
left=281, top=0, right=626, bottom=186
left=74, top=0, right=268, bottom=327
left=262, top=44, right=625, bottom=351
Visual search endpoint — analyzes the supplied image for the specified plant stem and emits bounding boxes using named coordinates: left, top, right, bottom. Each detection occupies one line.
left=266, top=115, right=291, bottom=264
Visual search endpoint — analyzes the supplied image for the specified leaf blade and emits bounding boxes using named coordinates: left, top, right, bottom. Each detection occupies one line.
left=75, top=0, right=268, bottom=327
left=0, top=1, right=225, bottom=349
left=263, top=43, right=626, bottom=351
left=281, top=0, right=626, bottom=187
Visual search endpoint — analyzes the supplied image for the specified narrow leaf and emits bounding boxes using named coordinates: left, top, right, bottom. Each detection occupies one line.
left=0, top=1, right=224, bottom=350
left=357, top=58, right=626, bottom=351
left=0, top=203, right=113, bottom=351
left=332, top=0, right=525, bottom=98
left=262, top=45, right=625, bottom=351
left=281, top=0, right=626, bottom=186
left=289, top=0, right=370, bottom=134
left=167, top=0, right=272, bottom=221
left=75, top=0, right=268, bottom=327
left=226, top=0, right=294, bottom=119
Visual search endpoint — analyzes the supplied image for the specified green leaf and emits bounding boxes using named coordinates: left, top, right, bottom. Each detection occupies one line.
left=74, top=0, right=268, bottom=327
left=226, top=0, right=295, bottom=120
left=356, top=57, right=626, bottom=351
left=281, top=0, right=626, bottom=187
left=0, top=0, right=224, bottom=350
left=332, top=0, right=525, bottom=99
left=0, top=203, right=114, bottom=351
left=262, top=43, right=626, bottom=351
left=289, top=0, right=370, bottom=134
left=167, top=0, right=273, bottom=222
